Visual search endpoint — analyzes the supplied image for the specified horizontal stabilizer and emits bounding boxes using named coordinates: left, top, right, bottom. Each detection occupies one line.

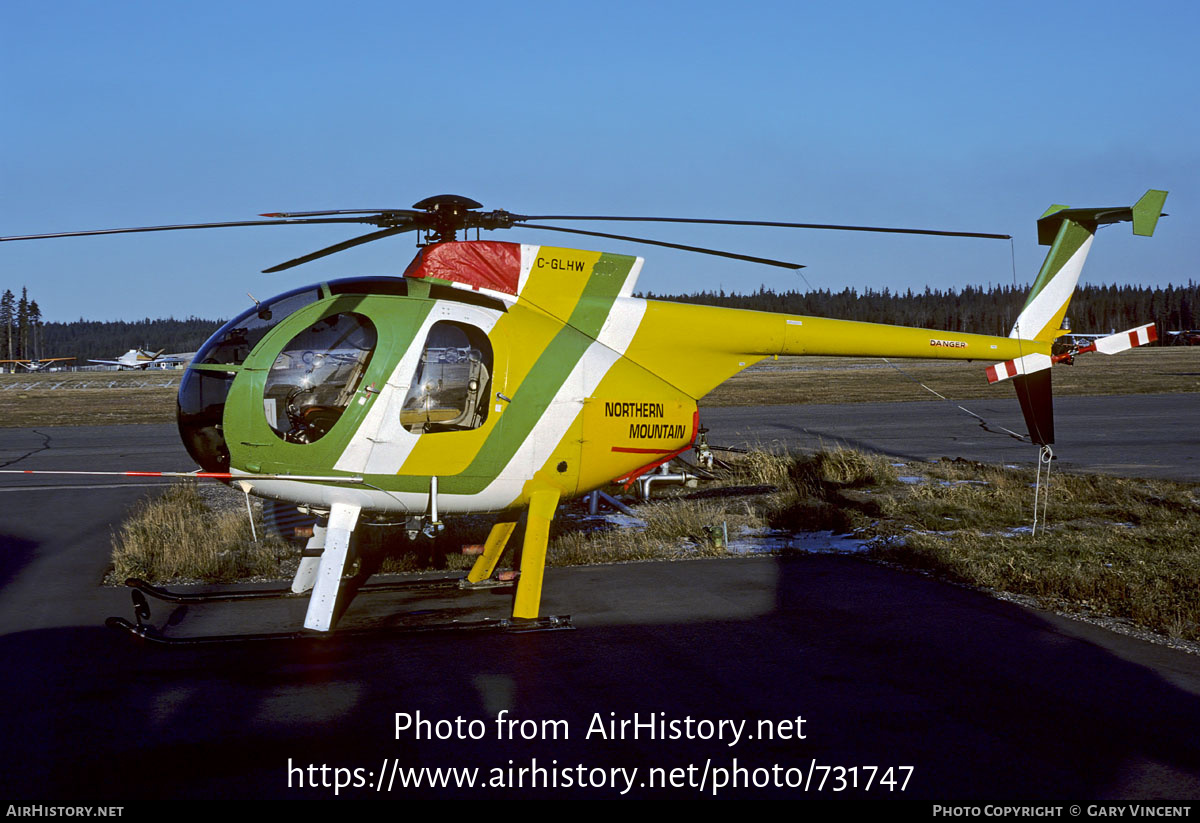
left=1036, top=189, right=1168, bottom=245
left=986, top=352, right=1052, bottom=384
left=1133, top=190, right=1168, bottom=237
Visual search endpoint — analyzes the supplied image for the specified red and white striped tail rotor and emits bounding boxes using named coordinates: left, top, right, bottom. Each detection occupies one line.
left=1092, top=323, right=1157, bottom=355
left=985, top=322, right=1157, bottom=384
left=985, top=353, right=1052, bottom=384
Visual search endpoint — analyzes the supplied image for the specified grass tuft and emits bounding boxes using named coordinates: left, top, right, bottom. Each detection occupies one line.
left=110, top=483, right=289, bottom=583
left=869, top=462, right=1200, bottom=640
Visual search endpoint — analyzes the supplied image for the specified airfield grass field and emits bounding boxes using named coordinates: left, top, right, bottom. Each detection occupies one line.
left=702, top=346, right=1200, bottom=406
left=0, top=370, right=182, bottom=427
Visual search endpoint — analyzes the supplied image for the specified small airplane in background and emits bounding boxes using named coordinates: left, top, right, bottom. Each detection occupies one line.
left=88, top=348, right=192, bottom=369
left=0, top=356, right=75, bottom=372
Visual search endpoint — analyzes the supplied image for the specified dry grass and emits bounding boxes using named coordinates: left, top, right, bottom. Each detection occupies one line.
left=0, top=387, right=178, bottom=426
left=548, top=498, right=753, bottom=565
left=869, top=459, right=1200, bottom=640
left=110, top=482, right=289, bottom=582
left=544, top=446, right=897, bottom=564
left=0, top=370, right=181, bottom=426
left=535, top=449, right=1200, bottom=642
left=368, top=517, right=489, bottom=575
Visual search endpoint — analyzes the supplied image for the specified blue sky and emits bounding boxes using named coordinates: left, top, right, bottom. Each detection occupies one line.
left=3, top=1, right=1196, bottom=321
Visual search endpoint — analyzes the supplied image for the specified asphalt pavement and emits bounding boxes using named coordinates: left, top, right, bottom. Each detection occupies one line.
left=701, top=393, right=1200, bottom=480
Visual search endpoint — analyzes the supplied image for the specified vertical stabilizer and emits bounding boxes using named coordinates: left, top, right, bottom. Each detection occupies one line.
left=1005, top=191, right=1166, bottom=445
left=1012, top=190, right=1167, bottom=343
left=1013, top=370, right=1055, bottom=446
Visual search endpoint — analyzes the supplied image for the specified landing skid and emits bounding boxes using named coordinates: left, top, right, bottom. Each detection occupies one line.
left=125, top=575, right=472, bottom=604
left=105, top=614, right=573, bottom=645
left=108, top=577, right=571, bottom=644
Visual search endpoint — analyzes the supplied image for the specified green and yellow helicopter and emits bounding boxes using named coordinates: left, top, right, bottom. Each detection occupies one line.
left=0, top=191, right=1167, bottom=637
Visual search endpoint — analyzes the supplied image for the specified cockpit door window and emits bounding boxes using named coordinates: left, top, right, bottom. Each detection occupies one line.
left=263, top=312, right=377, bottom=443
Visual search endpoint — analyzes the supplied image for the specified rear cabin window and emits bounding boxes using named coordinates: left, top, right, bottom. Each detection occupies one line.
left=401, top=321, right=492, bottom=433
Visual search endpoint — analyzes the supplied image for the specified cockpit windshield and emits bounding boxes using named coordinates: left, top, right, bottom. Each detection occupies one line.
left=263, top=312, right=377, bottom=444
left=194, top=284, right=323, bottom=366
left=180, top=279, right=408, bottom=468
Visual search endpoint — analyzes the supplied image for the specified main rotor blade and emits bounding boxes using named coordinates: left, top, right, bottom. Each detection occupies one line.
left=262, top=225, right=417, bottom=273
left=516, top=224, right=804, bottom=269
left=0, top=216, right=400, bottom=243
left=259, top=209, right=419, bottom=219
left=520, top=215, right=1011, bottom=240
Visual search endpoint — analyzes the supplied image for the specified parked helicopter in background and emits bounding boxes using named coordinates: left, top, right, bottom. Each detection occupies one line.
left=0, top=191, right=1168, bottom=639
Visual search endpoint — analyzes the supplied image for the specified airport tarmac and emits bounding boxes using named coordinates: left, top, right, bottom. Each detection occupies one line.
left=0, top=403, right=1198, bottom=800
left=701, top=393, right=1200, bottom=480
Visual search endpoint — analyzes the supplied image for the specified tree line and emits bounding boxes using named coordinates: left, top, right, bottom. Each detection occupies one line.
left=639, top=282, right=1199, bottom=339
left=39, top=317, right=222, bottom=366
left=0, top=287, right=222, bottom=366
left=0, top=288, right=46, bottom=362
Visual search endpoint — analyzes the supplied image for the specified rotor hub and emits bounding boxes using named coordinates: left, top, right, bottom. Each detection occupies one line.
left=413, top=194, right=484, bottom=243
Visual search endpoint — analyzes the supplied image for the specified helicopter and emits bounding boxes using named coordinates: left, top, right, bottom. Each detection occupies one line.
left=0, top=190, right=1168, bottom=638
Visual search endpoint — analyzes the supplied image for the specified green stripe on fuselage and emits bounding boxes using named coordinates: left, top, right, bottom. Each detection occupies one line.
left=435, top=251, right=636, bottom=494
left=266, top=253, right=635, bottom=497
left=1020, top=217, right=1094, bottom=312
left=226, top=294, right=434, bottom=479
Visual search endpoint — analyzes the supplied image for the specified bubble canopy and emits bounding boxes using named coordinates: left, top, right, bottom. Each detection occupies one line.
left=176, top=277, right=404, bottom=472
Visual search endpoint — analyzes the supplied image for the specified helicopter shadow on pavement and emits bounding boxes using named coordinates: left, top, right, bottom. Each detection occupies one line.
left=2, top=554, right=1200, bottom=800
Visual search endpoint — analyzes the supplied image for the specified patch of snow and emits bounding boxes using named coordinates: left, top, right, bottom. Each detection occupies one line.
left=727, top=528, right=870, bottom=555
left=583, top=512, right=647, bottom=530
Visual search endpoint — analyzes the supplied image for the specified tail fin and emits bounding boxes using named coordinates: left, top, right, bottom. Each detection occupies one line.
left=1011, top=189, right=1167, bottom=344
left=1006, top=190, right=1167, bottom=445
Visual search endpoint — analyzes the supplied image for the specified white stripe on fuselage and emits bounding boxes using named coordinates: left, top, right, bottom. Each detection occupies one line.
left=319, top=296, right=648, bottom=513
left=333, top=301, right=501, bottom=476
left=1010, top=235, right=1093, bottom=341
left=466, top=296, right=648, bottom=508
